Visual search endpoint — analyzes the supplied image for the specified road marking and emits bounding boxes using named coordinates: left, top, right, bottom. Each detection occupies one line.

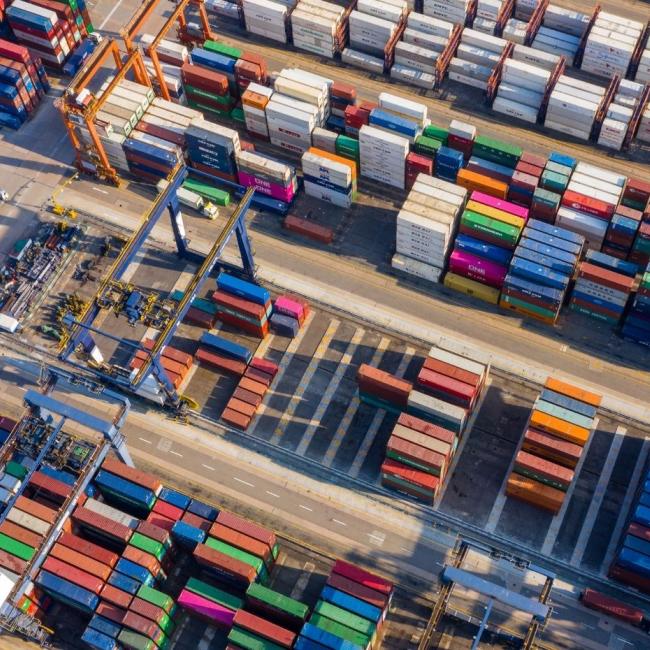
left=541, top=419, right=599, bottom=556
left=232, top=477, right=255, bottom=488
left=322, top=336, right=391, bottom=466
left=98, top=0, right=128, bottom=29
left=270, top=319, right=340, bottom=445
left=603, top=437, right=650, bottom=571
left=138, top=437, right=151, bottom=444
left=570, top=426, right=626, bottom=566
left=400, top=546, right=410, bottom=553
left=367, top=531, right=386, bottom=546
left=295, top=327, right=365, bottom=456
left=332, top=519, right=347, bottom=526
left=198, top=625, right=216, bottom=650
left=349, top=346, right=415, bottom=477
left=201, top=464, right=215, bottom=471
left=290, top=562, right=314, bottom=600
left=254, top=330, right=275, bottom=360
left=299, top=504, right=313, bottom=512
left=249, top=311, right=315, bottom=433
left=91, top=187, right=108, bottom=195
left=168, top=450, right=183, bottom=458
left=266, top=491, right=280, bottom=498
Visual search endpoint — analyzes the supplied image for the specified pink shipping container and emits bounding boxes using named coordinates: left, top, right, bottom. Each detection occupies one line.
left=470, top=191, right=529, bottom=220
left=332, top=560, right=394, bottom=597
left=273, top=296, right=304, bottom=321
left=178, top=589, right=236, bottom=627
left=237, top=171, right=295, bottom=202
left=448, top=250, right=508, bottom=288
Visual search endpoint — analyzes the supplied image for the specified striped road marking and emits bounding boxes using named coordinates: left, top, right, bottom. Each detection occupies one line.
left=254, top=327, right=275, bottom=360
left=270, top=319, right=340, bottom=445
left=540, top=418, right=599, bottom=556
left=322, top=336, right=391, bottom=466
left=602, top=437, right=650, bottom=572
left=570, top=426, right=626, bottom=566
left=349, top=347, right=415, bottom=478
left=290, top=562, right=315, bottom=600
left=248, top=311, right=315, bottom=434
left=295, top=328, right=365, bottom=456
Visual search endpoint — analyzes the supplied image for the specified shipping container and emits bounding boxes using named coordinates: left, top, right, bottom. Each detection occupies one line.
left=185, top=576, right=243, bottom=611
left=216, top=511, right=278, bottom=559
left=326, top=573, right=388, bottom=611
left=0, top=531, right=35, bottom=561
left=36, top=570, right=99, bottom=613
left=544, top=377, right=602, bottom=408
left=529, top=410, right=590, bottom=446
left=314, top=599, right=376, bottom=637
left=233, top=609, right=296, bottom=647
left=246, top=582, right=309, bottom=628
left=42, top=556, right=104, bottom=594
left=332, top=560, right=393, bottom=597
left=522, top=429, right=583, bottom=469
left=514, top=451, right=574, bottom=491
left=209, top=523, right=272, bottom=567
left=194, top=543, right=257, bottom=587
left=58, top=532, right=120, bottom=567
left=506, top=473, right=564, bottom=514
left=50, top=543, right=112, bottom=580
left=178, top=588, right=237, bottom=627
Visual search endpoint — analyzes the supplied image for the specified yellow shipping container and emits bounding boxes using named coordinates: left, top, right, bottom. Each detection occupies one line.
left=466, top=200, right=525, bottom=230
left=443, top=272, right=500, bottom=304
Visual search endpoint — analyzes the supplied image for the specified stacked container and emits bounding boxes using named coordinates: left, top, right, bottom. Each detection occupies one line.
left=291, top=0, right=346, bottom=58
left=392, top=174, right=467, bottom=283
left=622, top=264, right=650, bottom=347
left=348, top=0, right=407, bottom=63
left=602, top=204, right=642, bottom=260
left=245, top=582, right=309, bottom=630
left=533, top=6, right=586, bottom=59
left=241, top=82, right=273, bottom=140
left=569, top=255, right=635, bottom=326
left=130, top=338, right=194, bottom=392
left=357, top=363, right=412, bottom=413
left=449, top=29, right=507, bottom=91
left=181, top=60, right=234, bottom=117
left=186, top=117, right=240, bottom=181
left=500, top=218, right=583, bottom=324
left=494, top=58, right=551, bottom=125
left=140, top=34, right=188, bottom=67
left=302, top=147, right=357, bottom=208
left=236, top=151, right=297, bottom=202
left=506, top=378, right=600, bottom=514
left=359, top=124, right=410, bottom=189
left=134, top=97, right=202, bottom=150
left=422, top=0, right=470, bottom=25
left=296, top=560, right=392, bottom=648
left=243, top=0, right=293, bottom=44
left=597, top=80, right=645, bottom=151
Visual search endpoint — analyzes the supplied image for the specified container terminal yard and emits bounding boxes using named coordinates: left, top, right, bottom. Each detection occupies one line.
left=0, top=0, right=650, bottom=648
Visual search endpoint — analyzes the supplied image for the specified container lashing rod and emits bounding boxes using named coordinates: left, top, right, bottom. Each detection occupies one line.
left=524, top=0, right=549, bottom=46
left=623, top=84, right=650, bottom=149
left=574, top=4, right=601, bottom=68
left=494, top=0, right=514, bottom=38
left=537, top=55, right=566, bottom=125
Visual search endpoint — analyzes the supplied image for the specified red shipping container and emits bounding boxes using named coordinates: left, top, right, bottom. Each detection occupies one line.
left=623, top=178, right=650, bottom=203
left=522, top=428, right=583, bottom=469
left=331, top=81, right=356, bottom=102
left=332, top=559, right=394, bottom=597
left=386, top=436, right=446, bottom=474
left=135, top=121, right=186, bottom=147
left=514, top=450, right=574, bottom=488
left=152, top=499, right=183, bottom=522
left=136, top=521, right=171, bottom=547
left=227, top=398, right=256, bottom=418
left=627, top=522, right=650, bottom=543
left=42, top=556, right=104, bottom=594
left=190, top=161, right=238, bottom=183
left=182, top=511, right=212, bottom=532
left=519, top=152, right=546, bottom=168
left=50, top=544, right=111, bottom=580
left=233, top=387, right=262, bottom=407
left=417, top=368, right=476, bottom=407
left=134, top=349, right=187, bottom=378
left=249, top=357, right=278, bottom=377
left=580, top=588, right=643, bottom=626
left=233, top=610, right=295, bottom=647
left=28, top=471, right=72, bottom=503
left=244, top=366, right=273, bottom=386
left=96, top=601, right=126, bottom=624
left=193, top=544, right=256, bottom=584
left=146, top=512, right=175, bottom=532
left=238, top=377, right=267, bottom=396
left=129, top=597, right=170, bottom=627
left=615, top=205, right=642, bottom=222
left=577, top=262, right=634, bottom=293
left=221, top=407, right=251, bottom=430
left=609, top=563, right=650, bottom=594
left=0, top=548, right=27, bottom=575
left=422, top=357, right=481, bottom=388
left=357, top=364, right=412, bottom=407
left=396, top=413, right=456, bottom=447
left=212, top=290, right=267, bottom=321
left=142, top=338, right=193, bottom=368
left=0, top=521, right=43, bottom=548
left=209, top=523, right=272, bottom=566
left=284, top=215, right=334, bottom=244
left=57, top=532, right=119, bottom=568
left=561, top=190, right=614, bottom=220
left=240, top=50, right=267, bottom=77
left=216, top=511, right=276, bottom=552
left=183, top=306, right=216, bottom=329
left=196, top=347, right=247, bottom=375
left=515, top=161, right=543, bottom=178
left=102, top=458, right=161, bottom=494
left=181, top=62, right=229, bottom=94
left=122, top=610, right=163, bottom=642
left=0, top=39, right=31, bottom=65
left=100, top=584, right=133, bottom=609
left=326, top=572, right=388, bottom=610
left=72, top=507, right=132, bottom=545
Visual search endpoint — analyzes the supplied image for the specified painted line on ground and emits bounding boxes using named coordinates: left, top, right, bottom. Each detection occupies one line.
left=232, top=477, right=255, bottom=488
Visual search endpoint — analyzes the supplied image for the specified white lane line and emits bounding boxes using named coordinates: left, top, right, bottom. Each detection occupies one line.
left=349, top=346, right=415, bottom=478
left=290, top=562, right=314, bottom=600
left=322, top=336, right=391, bottom=467
left=92, top=187, right=108, bottom=195
left=270, top=319, right=340, bottom=445
left=570, top=426, right=626, bottom=566
left=168, top=450, right=183, bottom=458
left=400, top=546, right=410, bottom=553
left=138, top=437, right=151, bottom=444
left=98, top=0, right=128, bottom=29
left=295, top=327, right=365, bottom=456
left=266, top=491, right=280, bottom=498
left=603, top=437, right=650, bottom=571
left=201, top=464, right=215, bottom=471
left=332, top=519, right=347, bottom=526
left=249, top=311, right=316, bottom=433
left=232, top=477, right=255, bottom=488
left=368, top=531, right=386, bottom=546
left=541, top=419, right=599, bottom=556
left=299, top=504, right=313, bottom=512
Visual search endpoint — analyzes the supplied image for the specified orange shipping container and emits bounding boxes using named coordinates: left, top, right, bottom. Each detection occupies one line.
left=457, top=169, right=508, bottom=199
left=49, top=544, right=111, bottom=581
left=15, top=496, right=58, bottom=524
left=544, top=377, right=602, bottom=408
left=529, top=410, right=590, bottom=446
left=308, top=147, right=357, bottom=179
left=506, top=473, right=564, bottom=513
left=242, top=90, right=269, bottom=110
left=209, top=523, right=272, bottom=566
left=121, top=546, right=161, bottom=578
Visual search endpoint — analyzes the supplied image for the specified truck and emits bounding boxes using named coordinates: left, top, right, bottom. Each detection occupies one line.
left=62, top=33, right=103, bottom=77
left=157, top=180, right=219, bottom=219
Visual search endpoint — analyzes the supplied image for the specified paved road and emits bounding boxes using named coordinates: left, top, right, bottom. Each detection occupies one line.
left=1, top=353, right=649, bottom=649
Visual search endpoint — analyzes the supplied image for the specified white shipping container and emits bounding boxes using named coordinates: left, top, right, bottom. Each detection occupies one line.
left=391, top=254, right=444, bottom=282
left=6, top=508, right=50, bottom=536
left=407, top=13, right=453, bottom=37
left=493, top=96, right=539, bottom=123
left=84, top=498, right=140, bottom=528
left=390, top=64, right=436, bottom=89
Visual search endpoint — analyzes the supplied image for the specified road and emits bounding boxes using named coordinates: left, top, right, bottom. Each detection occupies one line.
left=1, top=352, right=649, bottom=649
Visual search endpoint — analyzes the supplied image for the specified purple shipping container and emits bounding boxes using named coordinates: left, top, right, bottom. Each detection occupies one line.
left=237, top=171, right=295, bottom=202
left=178, top=589, right=236, bottom=628
left=470, top=191, right=529, bottom=220
left=449, top=250, right=507, bottom=288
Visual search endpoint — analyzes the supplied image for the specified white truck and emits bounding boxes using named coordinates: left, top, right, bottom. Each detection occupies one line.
left=157, top=180, right=219, bottom=219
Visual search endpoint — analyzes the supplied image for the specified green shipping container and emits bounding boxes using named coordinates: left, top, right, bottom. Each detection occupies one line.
left=183, top=85, right=232, bottom=105
left=0, top=533, right=34, bottom=561
left=5, top=461, right=28, bottom=480
left=473, top=136, right=522, bottom=168
left=540, top=170, right=568, bottom=193
left=230, top=107, right=245, bottom=123
left=169, top=290, right=218, bottom=315
left=358, top=392, right=403, bottom=415
left=310, top=613, right=371, bottom=647
left=414, top=136, right=442, bottom=157
left=386, top=449, right=441, bottom=476
left=423, top=123, right=448, bottom=143
left=245, top=583, right=308, bottom=622
left=461, top=210, right=520, bottom=247
left=227, top=627, right=286, bottom=650
left=203, top=40, right=243, bottom=60
left=137, top=586, right=175, bottom=615
left=622, top=197, right=646, bottom=211
left=205, top=538, right=268, bottom=581
left=534, top=400, right=593, bottom=430
left=569, top=302, right=620, bottom=325
left=118, top=629, right=156, bottom=650
left=532, top=187, right=561, bottom=209
left=315, top=600, right=376, bottom=636
left=187, top=100, right=230, bottom=116
left=382, top=475, right=435, bottom=501
left=503, top=295, right=557, bottom=320
left=513, top=467, right=569, bottom=492
left=183, top=178, right=231, bottom=207
left=130, top=532, right=166, bottom=562
left=185, top=577, right=243, bottom=611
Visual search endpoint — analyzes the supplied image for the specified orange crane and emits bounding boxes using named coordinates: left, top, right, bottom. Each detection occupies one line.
left=121, top=0, right=214, bottom=102
left=56, top=39, right=152, bottom=185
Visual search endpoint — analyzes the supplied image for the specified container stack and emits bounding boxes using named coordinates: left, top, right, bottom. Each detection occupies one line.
left=297, top=560, right=392, bottom=648
left=301, top=147, right=357, bottom=208
left=129, top=338, right=194, bottom=391
left=236, top=151, right=298, bottom=202
left=141, top=34, right=189, bottom=67
left=509, top=151, right=544, bottom=208
left=357, top=363, right=412, bottom=413
left=422, top=0, right=470, bottom=25
left=533, top=6, right=587, bottom=59
left=544, top=75, right=605, bottom=142
left=241, top=82, right=273, bottom=140
left=0, top=39, right=47, bottom=128
left=186, top=116, right=240, bottom=182
left=596, top=79, right=644, bottom=151
left=636, top=43, right=650, bottom=84
left=602, top=202, right=643, bottom=261
left=144, top=56, right=184, bottom=100
left=123, top=135, right=183, bottom=183
left=445, top=119, right=475, bottom=162
left=392, top=174, right=467, bottom=283
left=473, top=0, right=502, bottom=34
left=181, top=60, right=234, bottom=117
left=177, top=576, right=241, bottom=627
left=169, top=288, right=218, bottom=330
left=506, top=377, right=600, bottom=514
left=245, top=581, right=309, bottom=632
left=493, top=58, right=551, bottom=124
left=580, top=13, right=643, bottom=80
left=622, top=263, right=650, bottom=347
left=558, top=161, right=625, bottom=251
left=135, top=97, right=202, bottom=150
left=569, top=255, right=635, bottom=327
left=229, top=609, right=297, bottom=648
left=348, top=0, right=407, bottom=65
left=447, top=191, right=527, bottom=304
left=449, top=29, right=507, bottom=91
left=290, top=0, right=346, bottom=58
left=500, top=218, right=583, bottom=324
left=211, top=278, right=271, bottom=339
left=359, top=124, right=410, bottom=189
left=6, top=0, right=70, bottom=69
left=243, top=0, right=293, bottom=44
left=270, top=295, right=309, bottom=338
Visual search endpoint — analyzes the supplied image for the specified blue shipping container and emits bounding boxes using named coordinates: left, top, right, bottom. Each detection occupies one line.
left=95, top=470, right=157, bottom=509
left=455, top=234, right=513, bottom=266
left=526, top=218, right=585, bottom=245
left=115, top=558, right=154, bottom=586
left=88, top=614, right=123, bottom=639
left=517, top=237, right=577, bottom=271
left=369, top=109, right=419, bottom=139
left=521, top=227, right=583, bottom=256
left=300, top=622, right=363, bottom=650
left=539, top=389, right=597, bottom=419
left=548, top=152, right=576, bottom=169
left=633, top=504, right=650, bottom=528
left=81, top=628, right=118, bottom=650
left=295, top=637, right=330, bottom=650
left=36, top=571, right=99, bottom=612
left=159, top=487, right=190, bottom=510
left=216, top=272, right=270, bottom=306
left=509, top=257, right=569, bottom=291
left=187, top=498, right=219, bottom=521
left=468, top=156, right=514, bottom=181
left=171, top=520, right=205, bottom=549
left=108, top=570, right=141, bottom=595
left=200, top=332, right=252, bottom=363
left=190, top=48, right=236, bottom=74
left=503, top=274, right=563, bottom=306
left=270, top=313, right=299, bottom=337
left=321, top=585, right=382, bottom=623
left=40, top=464, right=77, bottom=485
left=584, top=250, right=638, bottom=278
left=617, top=547, right=650, bottom=579
left=513, top=248, right=573, bottom=278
